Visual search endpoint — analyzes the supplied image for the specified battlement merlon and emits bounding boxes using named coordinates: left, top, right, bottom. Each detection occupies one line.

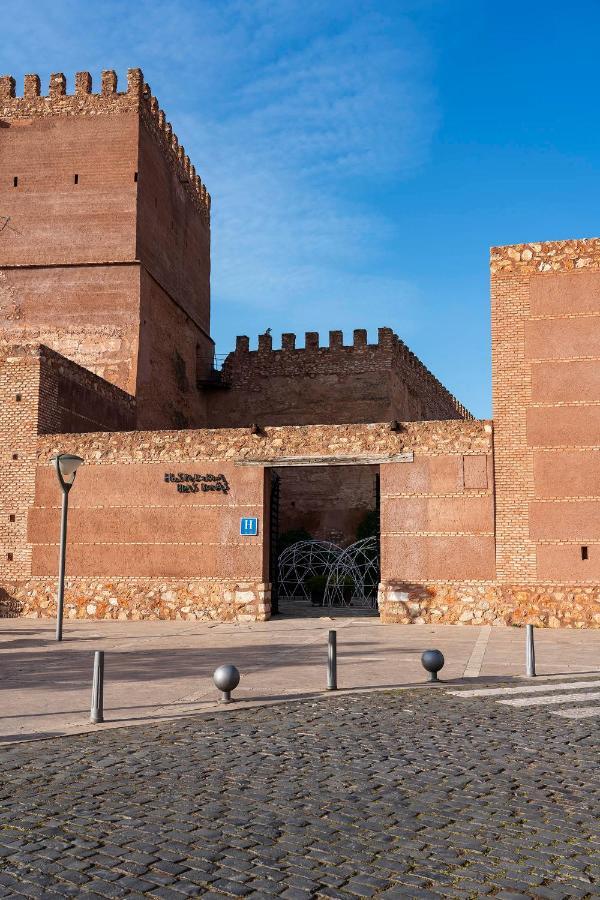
left=228, top=328, right=472, bottom=420
left=0, top=68, right=210, bottom=222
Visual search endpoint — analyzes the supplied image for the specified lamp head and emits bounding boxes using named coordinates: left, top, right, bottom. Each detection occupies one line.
left=53, top=454, right=84, bottom=491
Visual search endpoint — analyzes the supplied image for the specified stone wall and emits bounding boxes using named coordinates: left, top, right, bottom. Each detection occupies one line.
left=378, top=582, right=600, bottom=629
left=206, top=328, right=471, bottom=428
left=35, top=418, right=490, bottom=466
left=0, top=578, right=270, bottom=623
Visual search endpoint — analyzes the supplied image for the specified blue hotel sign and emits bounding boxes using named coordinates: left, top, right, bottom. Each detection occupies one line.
left=240, top=517, right=259, bottom=536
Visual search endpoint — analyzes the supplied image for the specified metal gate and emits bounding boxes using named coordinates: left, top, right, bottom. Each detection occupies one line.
left=269, top=472, right=281, bottom=614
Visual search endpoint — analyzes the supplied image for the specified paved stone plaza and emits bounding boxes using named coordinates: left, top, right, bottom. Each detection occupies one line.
left=1, top=683, right=598, bottom=898
left=1, top=619, right=600, bottom=743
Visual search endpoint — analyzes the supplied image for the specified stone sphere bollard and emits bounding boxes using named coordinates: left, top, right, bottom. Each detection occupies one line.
left=213, top=664, right=241, bottom=703
left=421, top=649, right=445, bottom=682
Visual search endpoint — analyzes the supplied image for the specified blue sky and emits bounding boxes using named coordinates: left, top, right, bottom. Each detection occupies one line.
left=3, top=0, right=600, bottom=417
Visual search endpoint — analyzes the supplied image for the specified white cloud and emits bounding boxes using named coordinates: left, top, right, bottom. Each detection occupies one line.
left=2, top=0, right=438, bottom=347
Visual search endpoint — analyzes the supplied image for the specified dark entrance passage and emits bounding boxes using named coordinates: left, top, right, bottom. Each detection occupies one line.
left=268, top=464, right=380, bottom=617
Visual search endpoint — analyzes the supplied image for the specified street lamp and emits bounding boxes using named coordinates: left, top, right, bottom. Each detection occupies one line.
left=52, top=453, right=84, bottom=641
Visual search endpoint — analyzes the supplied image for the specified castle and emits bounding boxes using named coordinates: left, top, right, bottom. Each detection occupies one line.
left=1, top=69, right=598, bottom=628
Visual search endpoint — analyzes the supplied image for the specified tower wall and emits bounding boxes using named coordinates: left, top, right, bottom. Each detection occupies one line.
left=136, top=106, right=211, bottom=335
left=0, top=84, right=141, bottom=391
left=136, top=270, right=209, bottom=429
left=0, top=69, right=212, bottom=428
left=0, top=264, right=140, bottom=392
left=491, top=239, right=600, bottom=596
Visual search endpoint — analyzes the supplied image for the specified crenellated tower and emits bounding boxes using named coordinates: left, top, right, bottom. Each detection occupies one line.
left=0, top=68, right=212, bottom=429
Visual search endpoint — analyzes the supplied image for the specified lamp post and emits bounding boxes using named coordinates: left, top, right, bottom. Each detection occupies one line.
left=52, top=454, right=84, bottom=641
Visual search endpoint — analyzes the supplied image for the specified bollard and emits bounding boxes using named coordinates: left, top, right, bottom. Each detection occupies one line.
left=526, top=624, right=536, bottom=677
left=327, top=630, right=337, bottom=691
left=213, top=664, right=240, bottom=703
left=90, top=651, right=104, bottom=724
left=421, top=649, right=444, bottom=682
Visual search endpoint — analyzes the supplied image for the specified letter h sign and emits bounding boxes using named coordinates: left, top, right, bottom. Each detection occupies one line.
left=240, top=517, right=259, bottom=536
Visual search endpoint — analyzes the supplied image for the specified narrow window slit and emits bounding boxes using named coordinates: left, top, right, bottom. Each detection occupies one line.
left=74, top=174, right=79, bottom=184
left=13, top=176, right=18, bottom=187
left=581, top=546, right=589, bottom=560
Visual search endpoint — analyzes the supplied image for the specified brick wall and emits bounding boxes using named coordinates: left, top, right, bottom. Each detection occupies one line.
left=0, top=350, right=40, bottom=593
left=28, top=461, right=265, bottom=578
left=380, top=447, right=495, bottom=584
left=1, top=413, right=597, bottom=626
left=275, top=464, right=378, bottom=546
left=136, top=270, right=210, bottom=429
left=0, top=345, right=135, bottom=606
left=206, top=328, right=471, bottom=428
left=1, top=419, right=487, bottom=621
left=134, top=87, right=213, bottom=426
left=136, top=107, right=211, bottom=337
left=36, top=345, right=136, bottom=433
left=0, top=265, right=141, bottom=392
left=491, top=239, right=600, bottom=588
left=377, top=429, right=498, bottom=624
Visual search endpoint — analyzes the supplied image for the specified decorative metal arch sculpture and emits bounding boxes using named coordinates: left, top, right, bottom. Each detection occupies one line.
left=325, top=536, right=379, bottom=609
left=277, top=540, right=341, bottom=603
left=277, top=538, right=379, bottom=609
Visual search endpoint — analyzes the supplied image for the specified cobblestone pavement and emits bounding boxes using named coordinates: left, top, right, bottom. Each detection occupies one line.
left=0, top=686, right=598, bottom=899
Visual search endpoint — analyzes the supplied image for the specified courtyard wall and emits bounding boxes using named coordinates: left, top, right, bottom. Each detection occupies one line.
left=0, top=339, right=599, bottom=627
left=0, top=417, right=502, bottom=624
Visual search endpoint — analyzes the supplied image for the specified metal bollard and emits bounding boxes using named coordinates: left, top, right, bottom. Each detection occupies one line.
left=213, top=664, right=240, bottom=703
left=327, top=630, right=337, bottom=691
left=526, top=624, right=536, bottom=677
left=90, top=651, right=105, bottom=724
left=421, top=649, right=445, bottom=682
